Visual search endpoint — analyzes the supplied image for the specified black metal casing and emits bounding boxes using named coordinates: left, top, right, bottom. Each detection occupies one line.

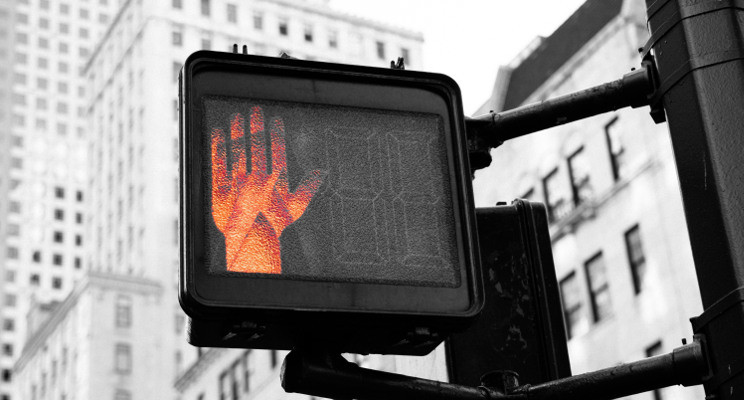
left=179, top=51, right=482, bottom=355
left=447, top=200, right=571, bottom=386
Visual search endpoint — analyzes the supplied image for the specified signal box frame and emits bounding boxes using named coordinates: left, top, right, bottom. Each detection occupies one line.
left=179, top=51, right=482, bottom=355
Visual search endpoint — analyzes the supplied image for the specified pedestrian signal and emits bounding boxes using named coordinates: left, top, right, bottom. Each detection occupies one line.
left=179, top=51, right=482, bottom=355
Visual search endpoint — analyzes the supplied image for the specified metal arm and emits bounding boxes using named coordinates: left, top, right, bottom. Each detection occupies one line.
left=465, top=56, right=662, bottom=172
left=281, top=338, right=707, bottom=400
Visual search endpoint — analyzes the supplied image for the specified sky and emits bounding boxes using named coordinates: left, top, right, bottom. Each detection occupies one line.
left=328, top=0, right=587, bottom=114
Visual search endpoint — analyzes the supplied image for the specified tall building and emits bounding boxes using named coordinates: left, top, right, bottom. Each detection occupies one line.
left=14, top=0, right=424, bottom=399
left=0, top=1, right=118, bottom=399
left=473, top=0, right=705, bottom=398
left=14, top=272, right=165, bottom=400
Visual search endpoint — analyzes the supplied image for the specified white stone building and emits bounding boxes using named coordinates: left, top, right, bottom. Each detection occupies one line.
left=0, top=1, right=118, bottom=399
left=79, top=0, right=424, bottom=399
left=472, top=0, right=705, bottom=398
left=14, top=272, right=164, bottom=400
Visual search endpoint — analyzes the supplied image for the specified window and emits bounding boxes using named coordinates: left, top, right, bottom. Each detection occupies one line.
left=219, top=372, right=230, bottom=400
left=584, top=252, right=612, bottom=323
left=54, top=209, right=64, bottom=220
left=79, top=8, right=89, bottom=19
left=201, top=37, right=211, bottom=50
left=79, top=27, right=89, bottom=38
left=304, top=24, right=313, bottom=42
left=172, top=29, right=182, bottom=46
left=242, top=351, right=250, bottom=392
left=14, top=72, right=26, bottom=85
left=52, top=277, right=62, bottom=289
left=2, top=319, right=14, bottom=332
left=114, top=389, right=131, bottom=400
left=625, top=224, right=647, bottom=294
left=116, top=296, right=132, bottom=328
left=567, top=147, right=592, bottom=206
left=2, top=344, right=12, bottom=357
left=36, top=98, right=47, bottom=110
left=55, top=186, right=65, bottom=199
left=1, top=369, right=10, bottom=382
left=646, top=341, right=664, bottom=400
left=53, top=231, right=64, bottom=243
left=200, top=0, right=210, bottom=16
left=30, top=274, right=40, bottom=285
left=76, top=190, right=84, bottom=202
left=175, top=314, right=184, bottom=334
left=328, top=30, right=338, bottom=48
left=270, top=349, right=278, bottom=368
left=38, top=37, right=49, bottom=48
left=559, top=271, right=587, bottom=339
left=75, top=234, right=82, bottom=246
left=74, top=257, right=82, bottom=269
left=32, top=250, right=41, bottom=263
left=76, top=212, right=83, bottom=224
left=219, top=360, right=243, bottom=400
left=376, top=41, right=385, bottom=59
left=6, top=247, right=18, bottom=259
left=542, top=168, right=570, bottom=222
left=5, top=270, right=16, bottom=283
left=53, top=254, right=63, bottom=266
left=4, top=294, right=16, bottom=307
left=253, top=13, right=263, bottom=30
left=278, top=18, right=288, bottom=36
left=605, top=117, right=625, bottom=181
left=37, top=57, right=48, bottom=69
left=115, top=343, right=132, bottom=374
left=173, top=61, right=181, bottom=82
left=172, top=0, right=181, bottom=9
left=401, top=47, right=410, bottom=64
left=8, top=224, right=19, bottom=237
left=227, top=4, right=237, bottom=23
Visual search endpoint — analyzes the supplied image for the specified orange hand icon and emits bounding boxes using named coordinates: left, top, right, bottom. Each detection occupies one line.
left=211, top=106, right=324, bottom=273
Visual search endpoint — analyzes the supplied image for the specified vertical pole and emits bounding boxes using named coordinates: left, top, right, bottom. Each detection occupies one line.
left=644, top=0, right=744, bottom=397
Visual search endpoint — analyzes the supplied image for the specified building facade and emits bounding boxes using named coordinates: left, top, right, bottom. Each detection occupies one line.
left=14, top=272, right=165, bottom=400
left=175, top=346, right=449, bottom=400
left=80, top=0, right=424, bottom=399
left=0, top=1, right=119, bottom=399
left=472, top=0, right=705, bottom=398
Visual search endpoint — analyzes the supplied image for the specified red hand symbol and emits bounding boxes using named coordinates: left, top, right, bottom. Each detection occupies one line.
left=211, top=106, right=323, bottom=273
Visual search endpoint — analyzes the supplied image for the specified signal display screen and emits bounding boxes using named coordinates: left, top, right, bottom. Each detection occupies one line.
left=202, top=96, right=461, bottom=287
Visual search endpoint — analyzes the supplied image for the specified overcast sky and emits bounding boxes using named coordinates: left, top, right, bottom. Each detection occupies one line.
left=328, top=0, right=587, bottom=114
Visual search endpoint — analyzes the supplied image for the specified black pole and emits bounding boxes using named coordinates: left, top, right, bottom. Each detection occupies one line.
left=281, top=349, right=500, bottom=400
left=465, top=63, right=658, bottom=149
left=280, top=341, right=706, bottom=400
left=512, top=339, right=707, bottom=400
left=643, top=0, right=744, bottom=398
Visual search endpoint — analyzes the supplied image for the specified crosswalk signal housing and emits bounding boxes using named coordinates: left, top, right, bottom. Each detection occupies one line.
left=179, top=51, right=482, bottom=355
